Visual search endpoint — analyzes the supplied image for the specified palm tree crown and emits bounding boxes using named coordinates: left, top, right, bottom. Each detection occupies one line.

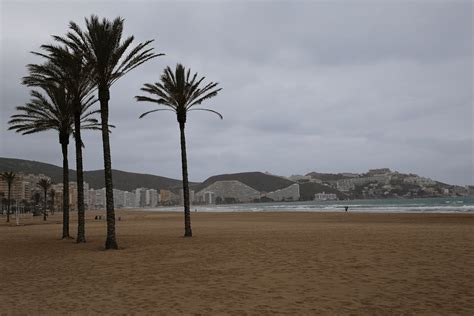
left=24, top=45, right=95, bottom=105
left=136, top=64, right=223, bottom=122
left=0, top=172, right=16, bottom=186
left=38, top=178, right=51, bottom=191
left=56, top=15, right=163, bottom=90
left=8, top=85, right=99, bottom=139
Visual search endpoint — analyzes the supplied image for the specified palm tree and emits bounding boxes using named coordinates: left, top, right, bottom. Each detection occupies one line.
left=0, top=172, right=16, bottom=223
left=38, top=178, right=51, bottom=221
left=56, top=15, right=163, bottom=249
left=136, top=64, right=222, bottom=237
left=50, top=188, right=56, bottom=215
left=24, top=44, right=97, bottom=243
left=9, top=84, right=99, bottom=237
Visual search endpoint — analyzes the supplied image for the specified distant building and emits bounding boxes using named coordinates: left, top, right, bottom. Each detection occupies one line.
left=336, top=179, right=356, bottom=192
left=124, top=191, right=136, bottom=208
left=368, top=168, right=391, bottom=175
left=265, top=184, right=300, bottom=201
left=340, top=173, right=359, bottom=178
left=135, top=188, right=147, bottom=208
left=146, top=189, right=159, bottom=207
left=403, top=176, right=436, bottom=186
left=113, top=189, right=125, bottom=208
left=94, top=188, right=106, bottom=209
left=314, top=192, right=337, bottom=201
left=203, top=191, right=215, bottom=204
left=88, top=189, right=96, bottom=210
left=195, top=180, right=260, bottom=203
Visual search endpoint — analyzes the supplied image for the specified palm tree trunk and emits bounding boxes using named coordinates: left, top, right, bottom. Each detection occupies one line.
left=74, top=111, right=86, bottom=243
left=99, top=87, right=118, bottom=250
left=6, top=183, right=11, bottom=223
left=61, top=141, right=71, bottom=239
left=179, top=121, right=192, bottom=237
left=43, top=188, right=47, bottom=221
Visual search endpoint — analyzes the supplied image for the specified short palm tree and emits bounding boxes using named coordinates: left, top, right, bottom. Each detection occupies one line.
left=9, top=84, right=99, bottom=237
left=24, top=44, right=97, bottom=243
left=38, top=178, right=51, bottom=221
left=136, top=64, right=222, bottom=237
left=56, top=15, right=163, bottom=249
left=0, top=172, right=16, bottom=223
left=50, top=188, right=56, bottom=215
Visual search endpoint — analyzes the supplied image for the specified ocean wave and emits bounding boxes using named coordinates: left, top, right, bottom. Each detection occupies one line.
left=142, top=197, right=474, bottom=213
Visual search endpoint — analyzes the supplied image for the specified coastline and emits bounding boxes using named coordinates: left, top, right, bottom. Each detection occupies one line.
left=1, top=210, right=473, bottom=314
left=139, top=195, right=474, bottom=213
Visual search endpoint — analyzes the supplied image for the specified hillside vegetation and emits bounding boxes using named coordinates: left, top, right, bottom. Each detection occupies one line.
left=0, top=157, right=186, bottom=191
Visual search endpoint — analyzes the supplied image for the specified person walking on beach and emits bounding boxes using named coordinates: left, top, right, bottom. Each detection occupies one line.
left=345, top=206, right=349, bottom=212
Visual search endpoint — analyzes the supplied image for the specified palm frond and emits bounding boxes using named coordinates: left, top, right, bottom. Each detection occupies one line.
left=139, top=108, right=175, bottom=119
left=188, top=108, right=223, bottom=119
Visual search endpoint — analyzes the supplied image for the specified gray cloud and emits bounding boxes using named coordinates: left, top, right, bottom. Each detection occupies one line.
left=1, top=0, right=472, bottom=185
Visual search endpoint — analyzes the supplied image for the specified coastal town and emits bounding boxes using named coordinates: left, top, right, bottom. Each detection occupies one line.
left=1, top=164, right=472, bottom=213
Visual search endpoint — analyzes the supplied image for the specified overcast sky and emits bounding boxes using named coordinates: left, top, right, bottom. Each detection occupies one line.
left=0, top=0, right=472, bottom=185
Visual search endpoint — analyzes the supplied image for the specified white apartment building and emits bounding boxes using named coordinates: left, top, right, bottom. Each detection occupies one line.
left=135, top=188, right=147, bottom=208
left=113, top=189, right=125, bottom=208
left=146, top=189, right=159, bottom=207
left=314, top=192, right=338, bottom=201
left=124, top=191, right=136, bottom=208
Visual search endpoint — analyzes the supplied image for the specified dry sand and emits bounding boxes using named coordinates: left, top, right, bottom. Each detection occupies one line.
left=0, top=210, right=473, bottom=315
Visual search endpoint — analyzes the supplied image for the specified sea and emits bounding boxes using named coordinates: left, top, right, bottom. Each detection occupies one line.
left=148, top=196, right=474, bottom=214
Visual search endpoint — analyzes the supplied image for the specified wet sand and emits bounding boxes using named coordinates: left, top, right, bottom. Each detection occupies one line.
left=0, top=210, right=473, bottom=314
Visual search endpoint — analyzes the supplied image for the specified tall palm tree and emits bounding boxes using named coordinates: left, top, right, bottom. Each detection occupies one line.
left=50, top=188, right=56, bottom=215
left=24, top=44, right=97, bottom=243
left=0, top=172, right=16, bottom=223
left=38, top=178, right=51, bottom=221
left=8, top=85, right=99, bottom=237
left=56, top=15, right=163, bottom=249
left=136, top=64, right=222, bottom=237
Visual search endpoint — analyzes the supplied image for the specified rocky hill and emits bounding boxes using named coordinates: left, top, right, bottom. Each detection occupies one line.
left=304, top=169, right=470, bottom=198
left=194, top=172, right=296, bottom=193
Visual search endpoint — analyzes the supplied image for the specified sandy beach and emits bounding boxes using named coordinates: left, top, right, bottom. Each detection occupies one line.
left=0, top=210, right=473, bottom=314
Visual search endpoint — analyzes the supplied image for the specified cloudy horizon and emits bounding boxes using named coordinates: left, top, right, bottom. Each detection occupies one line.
left=0, top=0, right=472, bottom=185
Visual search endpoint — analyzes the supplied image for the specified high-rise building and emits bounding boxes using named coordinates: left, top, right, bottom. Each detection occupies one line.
left=124, top=191, right=136, bottom=208
left=135, top=188, right=147, bottom=208
left=95, top=188, right=106, bottom=209
left=146, top=189, right=159, bottom=207
left=113, top=189, right=125, bottom=208
left=88, top=189, right=96, bottom=210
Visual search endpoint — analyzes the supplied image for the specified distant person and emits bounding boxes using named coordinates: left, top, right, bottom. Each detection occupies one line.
left=195, top=208, right=197, bottom=212
left=345, top=206, right=349, bottom=212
